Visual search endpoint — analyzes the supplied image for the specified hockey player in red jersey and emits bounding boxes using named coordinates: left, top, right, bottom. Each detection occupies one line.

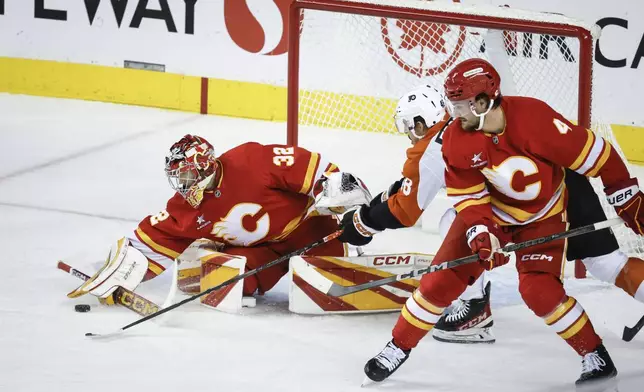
left=68, top=135, right=371, bottom=304
left=363, top=59, right=644, bottom=387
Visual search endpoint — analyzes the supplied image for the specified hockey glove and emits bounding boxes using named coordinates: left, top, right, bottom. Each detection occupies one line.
left=338, top=206, right=382, bottom=246
left=466, top=220, right=509, bottom=271
left=606, top=178, right=644, bottom=235
left=313, top=172, right=372, bottom=215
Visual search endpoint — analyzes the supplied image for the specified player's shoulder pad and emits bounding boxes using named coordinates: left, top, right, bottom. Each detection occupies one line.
left=219, top=142, right=266, bottom=166
left=441, top=120, right=483, bottom=170
left=505, top=96, right=556, bottom=118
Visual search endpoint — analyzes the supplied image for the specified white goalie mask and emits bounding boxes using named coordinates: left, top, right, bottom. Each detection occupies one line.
left=394, top=84, right=448, bottom=139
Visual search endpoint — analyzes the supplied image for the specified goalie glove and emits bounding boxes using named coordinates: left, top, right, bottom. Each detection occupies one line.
left=313, top=172, right=373, bottom=215
left=67, top=237, right=149, bottom=301
left=466, top=220, right=510, bottom=271
left=606, top=178, right=644, bottom=235
left=338, top=206, right=382, bottom=246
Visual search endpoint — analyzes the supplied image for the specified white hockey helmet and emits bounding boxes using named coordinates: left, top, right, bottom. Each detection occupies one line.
left=394, top=84, right=447, bottom=139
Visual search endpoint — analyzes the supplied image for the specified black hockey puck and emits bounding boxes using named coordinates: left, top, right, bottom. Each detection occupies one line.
left=75, top=304, right=91, bottom=313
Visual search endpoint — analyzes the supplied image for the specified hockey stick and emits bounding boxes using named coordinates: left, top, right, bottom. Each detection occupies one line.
left=84, top=230, right=343, bottom=338
left=622, top=314, right=644, bottom=342
left=57, top=261, right=161, bottom=316
left=319, top=218, right=624, bottom=297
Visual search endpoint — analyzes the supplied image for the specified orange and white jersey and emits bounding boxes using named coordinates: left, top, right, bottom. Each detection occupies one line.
left=128, top=142, right=339, bottom=271
left=442, top=96, right=631, bottom=227
left=387, top=117, right=450, bottom=227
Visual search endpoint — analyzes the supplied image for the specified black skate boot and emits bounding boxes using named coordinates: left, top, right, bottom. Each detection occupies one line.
left=363, top=340, right=410, bottom=383
left=432, top=281, right=495, bottom=344
left=575, top=344, right=618, bottom=389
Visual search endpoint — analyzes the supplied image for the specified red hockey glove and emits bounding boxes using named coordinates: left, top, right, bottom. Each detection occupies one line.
left=466, top=221, right=510, bottom=271
left=605, top=178, right=644, bottom=235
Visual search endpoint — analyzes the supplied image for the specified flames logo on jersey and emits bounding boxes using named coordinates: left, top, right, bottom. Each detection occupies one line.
left=380, top=0, right=466, bottom=77
left=211, top=203, right=271, bottom=246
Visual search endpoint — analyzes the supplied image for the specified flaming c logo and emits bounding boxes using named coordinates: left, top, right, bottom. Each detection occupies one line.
left=381, top=0, right=466, bottom=77
left=224, top=0, right=293, bottom=56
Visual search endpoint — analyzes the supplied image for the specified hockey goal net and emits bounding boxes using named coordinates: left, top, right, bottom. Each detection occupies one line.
left=286, top=0, right=644, bottom=269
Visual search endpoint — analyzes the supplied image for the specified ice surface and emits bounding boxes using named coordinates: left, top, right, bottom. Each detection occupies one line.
left=1, top=94, right=643, bottom=392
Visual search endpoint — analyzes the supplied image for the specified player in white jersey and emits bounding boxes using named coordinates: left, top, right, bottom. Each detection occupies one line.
left=337, top=84, right=451, bottom=246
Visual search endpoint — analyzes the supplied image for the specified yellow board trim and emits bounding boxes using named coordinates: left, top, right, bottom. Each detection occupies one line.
left=0, top=57, right=201, bottom=111
left=207, top=78, right=287, bottom=121
left=613, top=124, right=644, bottom=164
left=2, top=57, right=642, bottom=163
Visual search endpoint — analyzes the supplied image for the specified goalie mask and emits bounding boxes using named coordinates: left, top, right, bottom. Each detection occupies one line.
left=394, top=84, right=447, bottom=141
left=165, top=134, right=217, bottom=208
left=444, top=58, right=501, bottom=131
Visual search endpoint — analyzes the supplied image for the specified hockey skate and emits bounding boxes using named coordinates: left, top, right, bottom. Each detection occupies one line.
left=575, top=344, right=618, bottom=390
left=363, top=340, right=410, bottom=383
left=432, top=281, right=495, bottom=344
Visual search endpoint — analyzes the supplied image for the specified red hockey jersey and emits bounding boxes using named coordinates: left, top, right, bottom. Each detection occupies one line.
left=442, top=96, right=631, bottom=227
left=131, top=142, right=338, bottom=271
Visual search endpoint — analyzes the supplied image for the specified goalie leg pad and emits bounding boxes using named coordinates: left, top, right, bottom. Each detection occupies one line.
left=200, top=253, right=247, bottom=313
left=177, top=239, right=225, bottom=293
left=289, top=254, right=434, bottom=314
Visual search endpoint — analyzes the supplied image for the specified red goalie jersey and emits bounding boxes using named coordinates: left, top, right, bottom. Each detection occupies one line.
left=442, top=96, right=631, bottom=227
left=131, top=142, right=343, bottom=282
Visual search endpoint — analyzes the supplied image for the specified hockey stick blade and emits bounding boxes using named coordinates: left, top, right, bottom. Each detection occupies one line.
left=622, top=314, right=644, bottom=342
left=85, top=330, right=125, bottom=339
left=326, top=218, right=623, bottom=297
left=83, top=230, right=342, bottom=337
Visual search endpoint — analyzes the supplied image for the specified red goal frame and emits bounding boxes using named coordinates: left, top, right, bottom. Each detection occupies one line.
left=286, top=0, right=594, bottom=146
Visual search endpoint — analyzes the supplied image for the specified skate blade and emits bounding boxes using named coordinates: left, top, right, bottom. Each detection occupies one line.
left=361, top=376, right=373, bottom=387
left=576, top=376, right=618, bottom=392
left=432, top=327, right=495, bottom=344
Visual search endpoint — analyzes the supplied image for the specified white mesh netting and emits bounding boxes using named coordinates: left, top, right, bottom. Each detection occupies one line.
left=293, top=0, right=643, bottom=258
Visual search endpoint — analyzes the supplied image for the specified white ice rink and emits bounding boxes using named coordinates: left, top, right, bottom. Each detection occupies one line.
left=1, top=93, right=643, bottom=392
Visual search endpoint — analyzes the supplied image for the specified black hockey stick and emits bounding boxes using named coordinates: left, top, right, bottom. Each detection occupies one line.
left=319, top=218, right=623, bottom=297
left=85, top=230, right=343, bottom=338
left=57, top=261, right=162, bottom=316
left=622, top=314, right=644, bottom=342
